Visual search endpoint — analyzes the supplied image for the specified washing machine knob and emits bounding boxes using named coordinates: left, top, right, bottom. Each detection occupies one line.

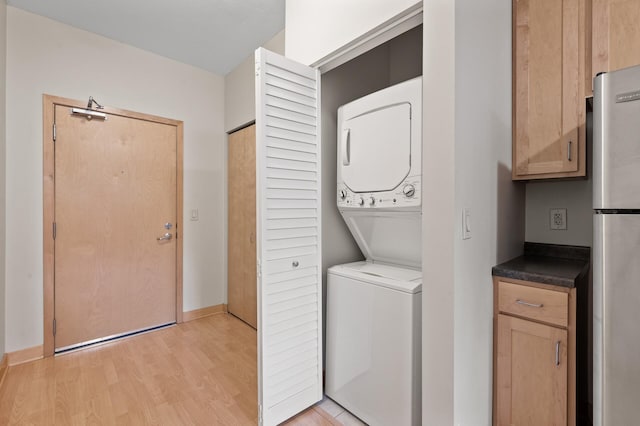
left=403, top=184, right=416, bottom=198
left=339, top=189, right=347, bottom=200
left=358, top=197, right=365, bottom=206
left=368, top=196, right=376, bottom=206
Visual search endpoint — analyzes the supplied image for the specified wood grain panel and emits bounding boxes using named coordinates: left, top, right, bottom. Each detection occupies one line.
left=43, top=96, right=56, bottom=357
left=498, top=280, right=569, bottom=327
left=0, top=315, right=258, bottom=425
left=0, top=354, right=7, bottom=390
left=47, top=96, right=183, bottom=352
left=513, top=0, right=587, bottom=180
left=6, top=345, right=43, bottom=366
left=497, top=314, right=567, bottom=426
left=182, top=303, right=227, bottom=322
left=43, top=95, right=184, bottom=356
left=593, top=0, right=640, bottom=83
left=568, top=287, right=577, bottom=426
left=527, top=0, right=563, bottom=169
left=227, top=124, right=258, bottom=329
left=176, top=122, right=184, bottom=324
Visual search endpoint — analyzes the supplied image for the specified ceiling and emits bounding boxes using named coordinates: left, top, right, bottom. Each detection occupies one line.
left=6, top=0, right=285, bottom=75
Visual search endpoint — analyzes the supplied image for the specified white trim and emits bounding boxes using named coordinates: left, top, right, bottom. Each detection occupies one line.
left=313, top=3, right=423, bottom=74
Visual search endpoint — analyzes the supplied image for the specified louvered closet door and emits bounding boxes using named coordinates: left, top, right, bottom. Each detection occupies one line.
left=255, top=47, right=322, bottom=426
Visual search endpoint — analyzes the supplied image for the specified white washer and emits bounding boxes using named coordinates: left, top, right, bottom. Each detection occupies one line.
left=327, top=77, right=423, bottom=425
left=326, top=261, right=422, bottom=426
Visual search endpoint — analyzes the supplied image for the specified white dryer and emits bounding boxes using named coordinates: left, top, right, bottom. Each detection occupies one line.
left=326, top=77, right=422, bottom=425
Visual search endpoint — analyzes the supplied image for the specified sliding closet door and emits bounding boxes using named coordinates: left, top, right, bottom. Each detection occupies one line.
left=255, top=47, right=322, bottom=426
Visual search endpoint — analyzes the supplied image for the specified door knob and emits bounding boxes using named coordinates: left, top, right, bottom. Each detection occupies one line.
left=157, top=232, right=173, bottom=241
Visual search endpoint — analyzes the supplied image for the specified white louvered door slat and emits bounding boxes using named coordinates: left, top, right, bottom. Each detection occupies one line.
left=255, top=47, right=322, bottom=426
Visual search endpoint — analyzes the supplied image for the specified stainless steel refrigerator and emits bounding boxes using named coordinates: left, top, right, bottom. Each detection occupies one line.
left=593, top=64, right=640, bottom=425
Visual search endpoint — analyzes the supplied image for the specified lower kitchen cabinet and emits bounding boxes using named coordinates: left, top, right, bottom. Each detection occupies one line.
left=496, top=313, right=568, bottom=425
left=493, top=278, right=577, bottom=426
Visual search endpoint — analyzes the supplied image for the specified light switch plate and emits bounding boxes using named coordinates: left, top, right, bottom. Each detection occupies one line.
left=462, top=207, right=471, bottom=239
left=190, top=208, right=199, bottom=221
left=550, top=208, right=567, bottom=230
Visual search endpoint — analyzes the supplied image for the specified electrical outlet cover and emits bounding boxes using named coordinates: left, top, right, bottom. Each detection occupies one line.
left=550, top=208, right=567, bottom=230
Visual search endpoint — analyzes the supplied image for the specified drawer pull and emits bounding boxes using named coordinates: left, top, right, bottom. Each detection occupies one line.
left=555, top=341, right=560, bottom=366
left=516, top=299, right=543, bottom=308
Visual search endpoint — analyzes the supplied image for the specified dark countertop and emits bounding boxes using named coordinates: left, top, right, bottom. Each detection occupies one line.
left=492, top=242, right=590, bottom=288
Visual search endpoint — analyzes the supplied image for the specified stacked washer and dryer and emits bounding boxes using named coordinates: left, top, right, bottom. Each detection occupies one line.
left=325, top=77, right=422, bottom=426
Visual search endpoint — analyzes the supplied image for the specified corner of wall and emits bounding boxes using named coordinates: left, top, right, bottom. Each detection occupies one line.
left=0, top=0, right=7, bottom=358
left=224, top=28, right=285, bottom=132
left=422, top=0, right=456, bottom=423
left=452, top=0, right=522, bottom=424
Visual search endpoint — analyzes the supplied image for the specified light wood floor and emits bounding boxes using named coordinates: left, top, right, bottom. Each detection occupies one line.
left=0, top=314, right=363, bottom=426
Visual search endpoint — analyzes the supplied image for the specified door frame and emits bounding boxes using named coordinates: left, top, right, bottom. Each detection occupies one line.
left=42, top=94, right=184, bottom=357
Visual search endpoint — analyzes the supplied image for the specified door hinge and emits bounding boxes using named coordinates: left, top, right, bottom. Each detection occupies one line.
left=257, top=259, right=262, bottom=278
left=53, top=122, right=56, bottom=142
left=258, top=404, right=263, bottom=425
left=53, top=222, right=56, bottom=240
left=53, top=318, right=56, bottom=336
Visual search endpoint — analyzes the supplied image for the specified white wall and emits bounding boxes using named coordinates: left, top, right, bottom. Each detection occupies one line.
left=5, top=7, right=226, bottom=352
left=224, top=30, right=285, bottom=132
left=423, top=0, right=525, bottom=424
left=453, top=1, right=524, bottom=424
left=0, top=0, right=7, bottom=358
left=422, top=0, right=456, bottom=422
left=285, top=0, right=420, bottom=66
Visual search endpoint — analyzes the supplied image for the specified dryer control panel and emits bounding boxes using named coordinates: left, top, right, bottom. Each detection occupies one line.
left=337, top=176, right=421, bottom=210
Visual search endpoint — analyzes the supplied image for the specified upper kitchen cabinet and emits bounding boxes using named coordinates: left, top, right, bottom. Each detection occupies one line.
left=285, top=0, right=421, bottom=67
left=592, top=0, right=640, bottom=88
left=512, top=0, right=589, bottom=180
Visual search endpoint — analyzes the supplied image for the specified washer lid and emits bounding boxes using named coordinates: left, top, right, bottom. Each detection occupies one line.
left=340, top=103, right=412, bottom=193
left=328, top=261, right=422, bottom=293
left=340, top=210, right=422, bottom=269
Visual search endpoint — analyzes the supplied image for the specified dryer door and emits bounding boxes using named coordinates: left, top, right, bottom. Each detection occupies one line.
left=339, top=103, right=412, bottom=193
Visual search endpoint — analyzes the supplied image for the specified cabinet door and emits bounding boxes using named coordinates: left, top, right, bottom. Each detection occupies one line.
left=593, top=0, right=640, bottom=83
left=255, top=48, right=323, bottom=426
left=496, top=314, right=567, bottom=426
left=513, top=0, right=586, bottom=180
left=228, top=124, right=257, bottom=329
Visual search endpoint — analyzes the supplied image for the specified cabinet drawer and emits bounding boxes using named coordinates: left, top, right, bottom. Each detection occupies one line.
left=498, top=281, right=568, bottom=327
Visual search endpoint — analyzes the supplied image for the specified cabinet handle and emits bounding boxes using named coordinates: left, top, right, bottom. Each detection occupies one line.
left=567, top=140, right=572, bottom=161
left=555, top=341, right=560, bottom=366
left=516, top=299, right=543, bottom=308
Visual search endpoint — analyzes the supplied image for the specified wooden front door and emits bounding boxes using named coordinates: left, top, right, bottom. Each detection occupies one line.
left=45, top=97, right=183, bottom=353
left=227, top=124, right=257, bottom=328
